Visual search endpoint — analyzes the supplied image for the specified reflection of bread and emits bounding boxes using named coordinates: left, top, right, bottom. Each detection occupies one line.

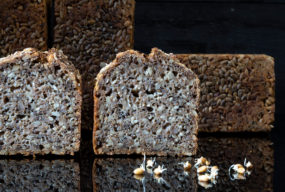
left=93, top=48, right=200, bottom=156
left=54, top=0, right=135, bottom=130
left=0, top=160, right=80, bottom=191
left=0, top=48, right=81, bottom=155
left=177, top=54, right=275, bottom=132
left=92, top=157, right=197, bottom=192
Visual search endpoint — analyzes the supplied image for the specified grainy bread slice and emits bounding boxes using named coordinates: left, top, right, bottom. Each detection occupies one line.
left=0, top=0, right=47, bottom=57
left=0, top=48, right=81, bottom=155
left=0, top=160, right=80, bottom=191
left=93, top=48, right=200, bottom=156
left=53, top=0, right=135, bottom=130
left=177, top=54, right=275, bottom=132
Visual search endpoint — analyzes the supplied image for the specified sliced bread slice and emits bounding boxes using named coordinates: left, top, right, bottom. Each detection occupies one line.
left=0, top=48, right=81, bottom=155
left=93, top=48, right=200, bottom=156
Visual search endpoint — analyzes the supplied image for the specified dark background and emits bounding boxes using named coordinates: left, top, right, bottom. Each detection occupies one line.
left=134, top=0, right=285, bottom=191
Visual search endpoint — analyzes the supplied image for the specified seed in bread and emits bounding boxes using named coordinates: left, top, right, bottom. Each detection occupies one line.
left=93, top=48, right=200, bottom=156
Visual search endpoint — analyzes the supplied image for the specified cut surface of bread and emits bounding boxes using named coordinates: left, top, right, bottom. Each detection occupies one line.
left=93, top=48, right=200, bottom=156
left=177, top=54, right=275, bottom=132
left=0, top=48, right=81, bottom=155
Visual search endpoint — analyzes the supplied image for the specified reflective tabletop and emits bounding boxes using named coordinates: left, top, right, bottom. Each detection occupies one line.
left=0, top=133, right=273, bottom=192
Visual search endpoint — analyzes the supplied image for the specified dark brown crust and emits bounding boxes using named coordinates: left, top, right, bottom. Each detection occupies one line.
left=53, top=0, right=135, bottom=130
left=0, top=0, right=48, bottom=57
left=177, top=54, right=275, bottom=132
left=93, top=48, right=200, bottom=156
left=0, top=48, right=82, bottom=155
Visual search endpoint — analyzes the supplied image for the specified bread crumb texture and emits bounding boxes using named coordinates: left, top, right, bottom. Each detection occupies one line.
left=93, top=48, right=200, bottom=156
left=0, top=48, right=81, bottom=155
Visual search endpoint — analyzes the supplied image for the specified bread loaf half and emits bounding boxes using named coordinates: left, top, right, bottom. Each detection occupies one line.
left=177, top=54, right=275, bottom=132
left=93, top=48, right=200, bottom=156
left=0, top=48, right=81, bottom=155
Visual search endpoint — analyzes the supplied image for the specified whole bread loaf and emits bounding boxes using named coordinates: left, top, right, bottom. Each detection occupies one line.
left=0, top=0, right=47, bottom=57
left=177, top=54, right=275, bottom=132
left=93, top=48, right=200, bottom=156
left=0, top=48, right=81, bottom=155
left=53, top=0, right=135, bottom=130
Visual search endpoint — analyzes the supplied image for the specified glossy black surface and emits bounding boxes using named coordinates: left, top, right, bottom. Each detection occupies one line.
left=0, top=134, right=273, bottom=191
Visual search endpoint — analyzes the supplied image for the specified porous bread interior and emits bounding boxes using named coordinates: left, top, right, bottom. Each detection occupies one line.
left=94, top=49, right=199, bottom=156
left=0, top=50, right=81, bottom=155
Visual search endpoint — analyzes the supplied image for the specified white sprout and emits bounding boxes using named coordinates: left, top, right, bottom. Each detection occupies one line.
left=154, top=165, right=167, bottom=176
left=146, top=157, right=156, bottom=168
left=154, top=175, right=168, bottom=185
left=194, top=157, right=210, bottom=168
left=244, top=158, right=253, bottom=169
left=178, top=161, right=192, bottom=170
left=209, top=166, right=219, bottom=182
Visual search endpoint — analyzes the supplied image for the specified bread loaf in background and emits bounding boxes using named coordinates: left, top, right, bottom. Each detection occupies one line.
left=93, top=48, right=200, bottom=156
left=0, top=48, right=81, bottom=155
left=177, top=54, right=275, bottom=132
left=0, top=0, right=47, bottom=57
left=53, top=0, right=135, bottom=130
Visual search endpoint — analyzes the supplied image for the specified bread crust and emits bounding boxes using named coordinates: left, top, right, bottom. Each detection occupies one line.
left=177, top=54, right=275, bottom=132
left=93, top=48, right=200, bottom=156
left=0, top=0, right=48, bottom=57
left=0, top=48, right=82, bottom=155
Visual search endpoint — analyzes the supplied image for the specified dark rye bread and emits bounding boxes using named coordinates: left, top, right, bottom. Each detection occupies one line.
left=0, top=160, right=80, bottom=191
left=0, top=48, right=81, bottom=155
left=93, top=48, right=200, bottom=156
left=0, top=0, right=47, bottom=57
left=53, top=0, right=135, bottom=130
left=177, top=54, right=275, bottom=132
